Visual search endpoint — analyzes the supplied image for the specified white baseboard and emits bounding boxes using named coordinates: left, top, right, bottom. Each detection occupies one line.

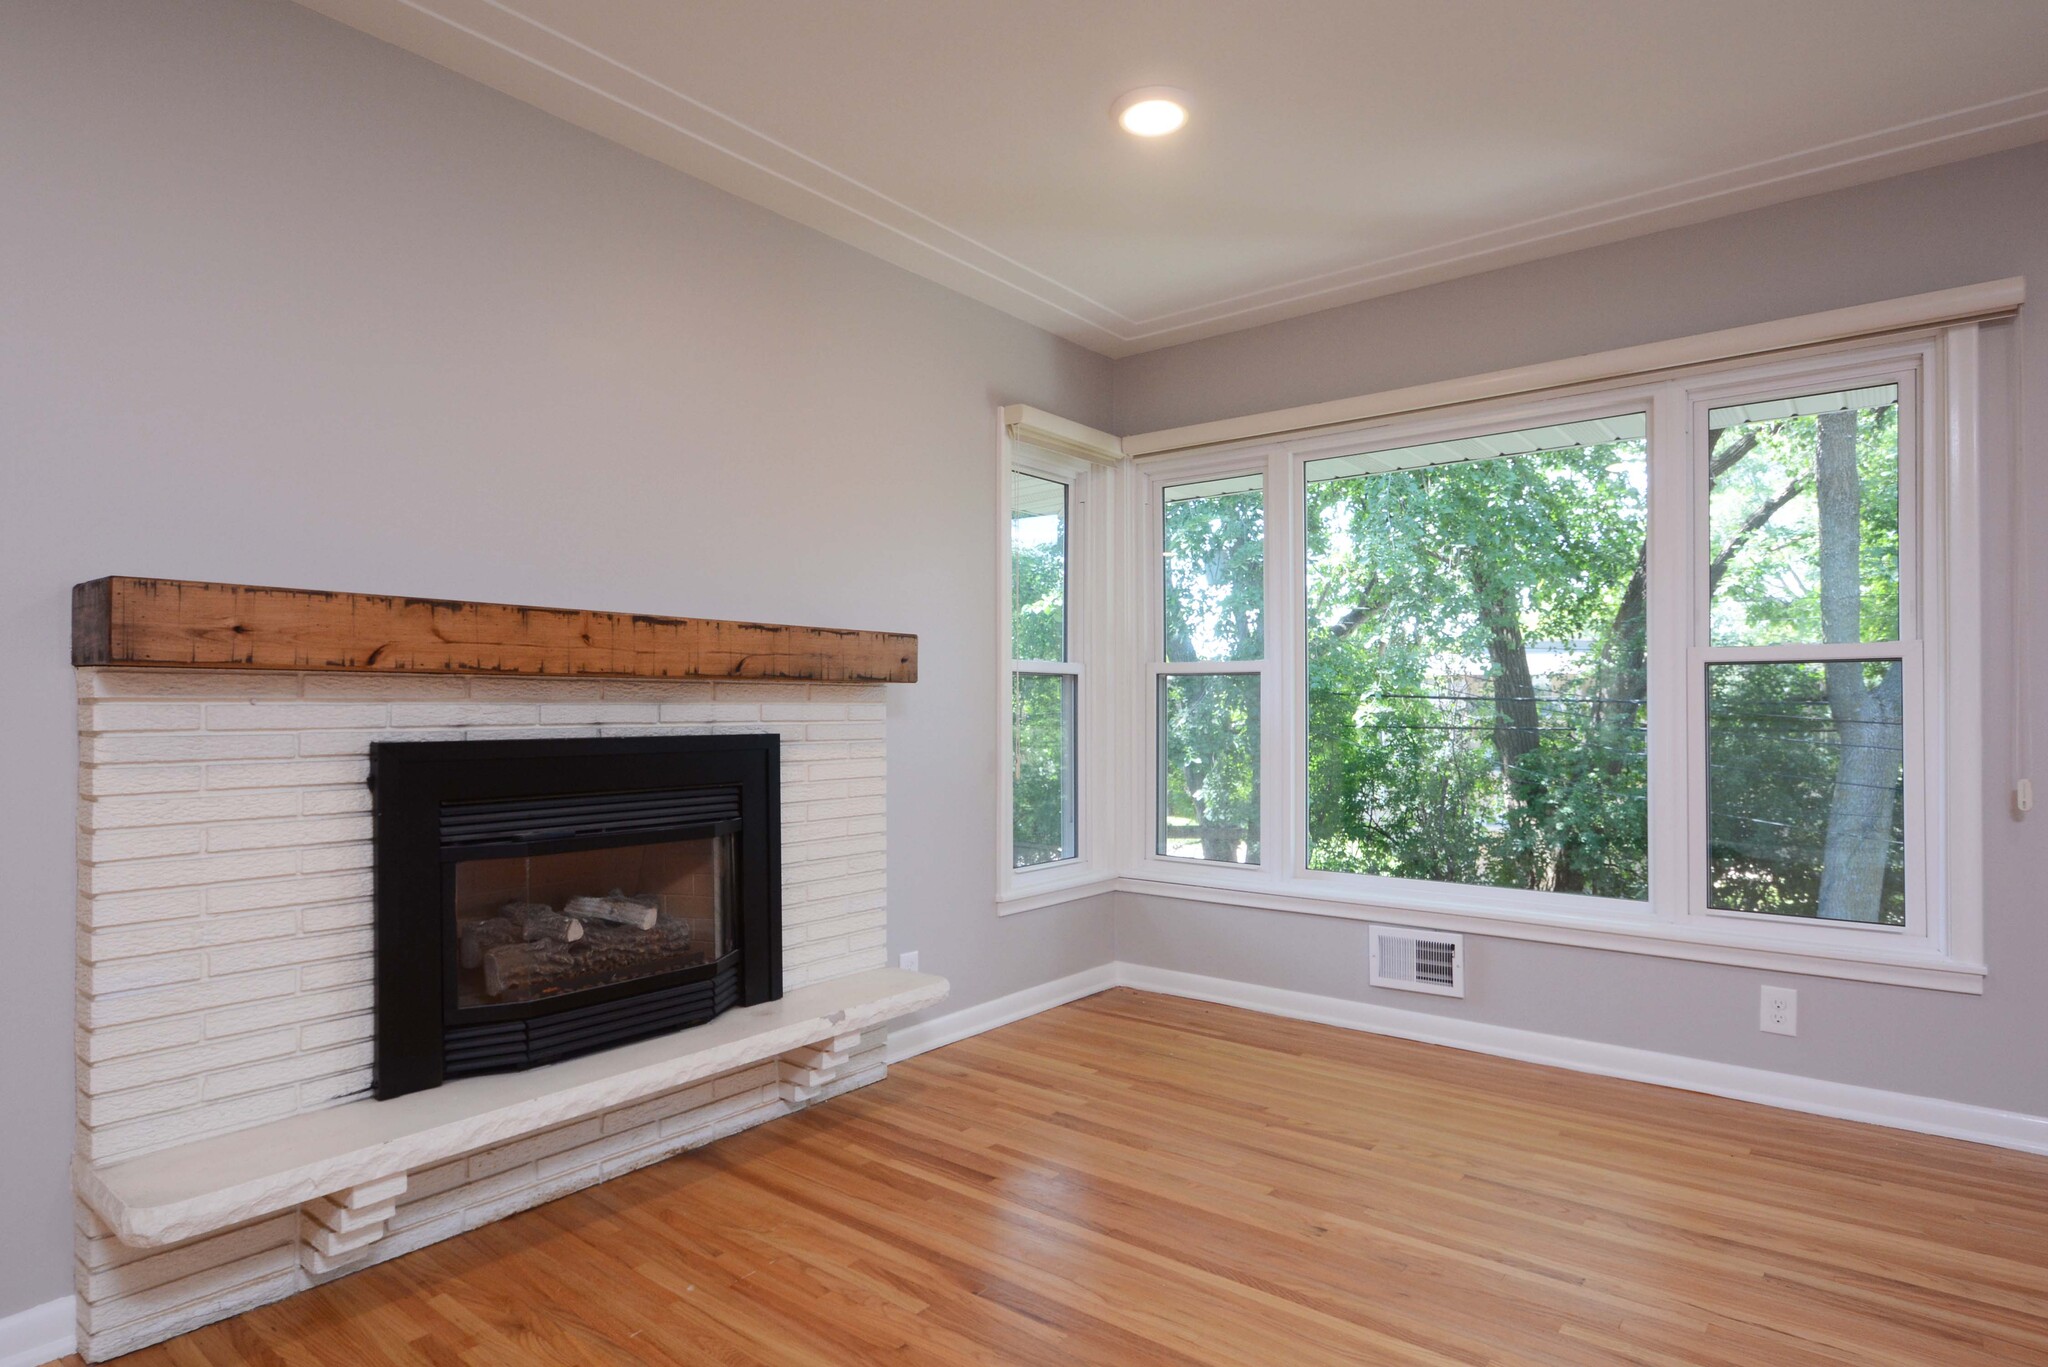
left=885, top=958, right=2048, bottom=1158
left=0, top=1296, right=74, bottom=1367
left=1116, top=962, right=2048, bottom=1157
left=886, top=963, right=1120, bottom=1063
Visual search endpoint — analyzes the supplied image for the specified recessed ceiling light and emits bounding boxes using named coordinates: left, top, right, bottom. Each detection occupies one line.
left=1113, top=87, right=1190, bottom=138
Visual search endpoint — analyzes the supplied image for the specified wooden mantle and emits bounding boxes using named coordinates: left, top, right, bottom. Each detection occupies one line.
left=73, top=577, right=917, bottom=684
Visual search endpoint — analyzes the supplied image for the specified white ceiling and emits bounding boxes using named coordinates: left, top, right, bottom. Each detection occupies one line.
left=297, top=0, right=2048, bottom=357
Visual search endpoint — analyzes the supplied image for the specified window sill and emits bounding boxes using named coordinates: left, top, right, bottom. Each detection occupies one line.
left=997, top=872, right=1118, bottom=916
left=1113, top=873, right=1986, bottom=993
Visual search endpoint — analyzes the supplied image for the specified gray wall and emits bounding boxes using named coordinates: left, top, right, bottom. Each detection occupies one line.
left=0, top=0, right=1114, bottom=1318
left=1111, top=143, right=2048, bottom=1121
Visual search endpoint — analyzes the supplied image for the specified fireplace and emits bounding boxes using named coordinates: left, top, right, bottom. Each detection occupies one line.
left=370, top=734, right=782, bottom=1099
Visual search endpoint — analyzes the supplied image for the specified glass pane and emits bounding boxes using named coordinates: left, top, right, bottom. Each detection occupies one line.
left=1708, top=661, right=1905, bottom=925
left=1010, top=471, right=1067, bottom=661
left=1012, top=672, right=1076, bottom=867
left=453, top=833, right=732, bottom=1009
left=1304, top=416, right=1649, bottom=898
left=1708, top=384, right=1900, bottom=646
left=1158, top=672, right=1260, bottom=863
left=1163, top=474, right=1264, bottom=662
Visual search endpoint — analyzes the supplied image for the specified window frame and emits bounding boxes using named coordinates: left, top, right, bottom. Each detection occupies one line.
left=1140, top=448, right=1278, bottom=876
left=1110, top=329, right=1987, bottom=991
left=996, top=426, right=1118, bottom=909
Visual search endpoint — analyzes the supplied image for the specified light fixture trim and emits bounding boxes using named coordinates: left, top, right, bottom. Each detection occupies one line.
left=1113, top=86, right=1191, bottom=138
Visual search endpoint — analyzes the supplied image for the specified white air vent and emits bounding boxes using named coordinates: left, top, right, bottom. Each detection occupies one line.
left=1369, top=926, right=1464, bottom=997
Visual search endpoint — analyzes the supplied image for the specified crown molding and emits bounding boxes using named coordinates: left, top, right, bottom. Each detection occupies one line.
left=296, top=0, right=2048, bottom=357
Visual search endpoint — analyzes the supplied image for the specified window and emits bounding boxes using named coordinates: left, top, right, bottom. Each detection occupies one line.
left=1303, top=416, right=1649, bottom=899
left=996, top=295, right=1998, bottom=991
left=997, top=412, right=1117, bottom=901
left=1010, top=470, right=1076, bottom=868
left=1156, top=474, right=1264, bottom=864
left=1694, top=380, right=1915, bottom=928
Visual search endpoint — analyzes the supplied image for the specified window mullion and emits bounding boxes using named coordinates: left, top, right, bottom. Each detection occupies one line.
left=1647, top=386, right=1696, bottom=925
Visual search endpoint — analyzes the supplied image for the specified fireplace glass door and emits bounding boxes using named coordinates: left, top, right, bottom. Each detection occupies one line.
left=449, top=824, right=738, bottom=1011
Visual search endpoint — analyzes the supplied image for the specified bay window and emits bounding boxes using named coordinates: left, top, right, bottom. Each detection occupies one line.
left=996, top=291, right=2002, bottom=989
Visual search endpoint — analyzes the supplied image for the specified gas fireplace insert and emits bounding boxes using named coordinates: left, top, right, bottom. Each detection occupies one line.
left=370, top=734, right=781, bottom=1099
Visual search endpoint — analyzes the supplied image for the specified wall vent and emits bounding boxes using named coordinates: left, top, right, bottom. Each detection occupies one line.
left=1368, top=926, right=1464, bottom=997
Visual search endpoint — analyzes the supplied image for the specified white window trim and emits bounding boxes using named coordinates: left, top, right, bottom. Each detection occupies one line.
left=996, top=413, right=1120, bottom=909
left=993, top=293, right=2008, bottom=993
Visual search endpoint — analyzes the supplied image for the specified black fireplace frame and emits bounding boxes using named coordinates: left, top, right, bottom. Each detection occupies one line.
left=370, top=734, right=781, bottom=1100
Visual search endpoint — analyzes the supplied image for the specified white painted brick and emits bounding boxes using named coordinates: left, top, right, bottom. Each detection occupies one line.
left=300, top=787, right=371, bottom=815
left=463, top=725, right=598, bottom=741
left=78, top=1015, right=206, bottom=1065
left=797, top=871, right=887, bottom=903
left=804, top=721, right=885, bottom=740
left=206, top=985, right=371, bottom=1039
left=391, top=1163, right=538, bottom=1232
left=798, top=795, right=888, bottom=819
left=209, top=870, right=370, bottom=914
left=205, top=758, right=367, bottom=789
left=713, top=682, right=811, bottom=702
left=388, top=702, right=537, bottom=727
left=77, top=1077, right=203, bottom=1128
left=600, top=679, right=711, bottom=702
left=79, top=1245, right=298, bottom=1333
left=783, top=741, right=853, bottom=762
left=764, top=704, right=846, bottom=723
left=786, top=833, right=888, bottom=864
left=781, top=780, right=850, bottom=804
left=84, top=920, right=202, bottom=962
left=658, top=702, right=760, bottom=723
left=848, top=703, right=886, bottom=720
left=85, top=1091, right=298, bottom=1164
left=400, top=1159, right=470, bottom=1204
left=848, top=777, right=886, bottom=796
left=88, top=1029, right=298, bottom=1095
left=299, top=1014, right=373, bottom=1051
left=202, top=1043, right=372, bottom=1101
left=598, top=1081, right=714, bottom=1136
left=80, top=1267, right=304, bottom=1361
left=86, top=790, right=300, bottom=830
left=204, top=702, right=389, bottom=731
left=302, top=674, right=471, bottom=699
left=468, top=677, right=607, bottom=701
left=195, top=908, right=301, bottom=948
left=207, top=815, right=370, bottom=852
left=80, top=827, right=207, bottom=864
left=82, top=669, right=302, bottom=699
left=539, top=1122, right=662, bottom=1181
left=467, top=1117, right=604, bottom=1179
left=85, top=731, right=298, bottom=764
left=300, top=1071, right=372, bottom=1108
left=299, top=900, right=371, bottom=933
left=82, top=969, right=298, bottom=1031
left=806, top=758, right=886, bottom=780
left=296, top=727, right=456, bottom=755
left=79, top=702, right=205, bottom=733
left=83, top=849, right=301, bottom=896
left=79, top=764, right=205, bottom=797
left=538, top=702, right=658, bottom=724
left=79, top=954, right=204, bottom=995
left=77, top=1216, right=294, bottom=1302
left=300, top=844, right=373, bottom=873
left=207, top=928, right=372, bottom=976
left=299, top=956, right=374, bottom=990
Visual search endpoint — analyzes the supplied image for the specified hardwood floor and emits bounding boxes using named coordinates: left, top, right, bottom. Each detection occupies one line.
left=64, top=989, right=2048, bottom=1365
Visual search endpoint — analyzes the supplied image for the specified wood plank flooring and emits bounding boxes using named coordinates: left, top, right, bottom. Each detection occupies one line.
left=62, top=989, right=2048, bottom=1365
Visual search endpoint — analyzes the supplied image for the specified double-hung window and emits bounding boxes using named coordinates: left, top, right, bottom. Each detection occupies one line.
left=1154, top=468, right=1267, bottom=866
left=998, top=413, right=1117, bottom=902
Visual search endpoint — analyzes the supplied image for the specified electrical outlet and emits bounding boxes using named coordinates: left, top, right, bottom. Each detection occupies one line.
left=1760, top=986, right=1798, bottom=1036
left=899, top=951, right=920, bottom=973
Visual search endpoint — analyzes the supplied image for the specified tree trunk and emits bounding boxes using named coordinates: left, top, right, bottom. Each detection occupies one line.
left=1814, top=409, right=1901, bottom=921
